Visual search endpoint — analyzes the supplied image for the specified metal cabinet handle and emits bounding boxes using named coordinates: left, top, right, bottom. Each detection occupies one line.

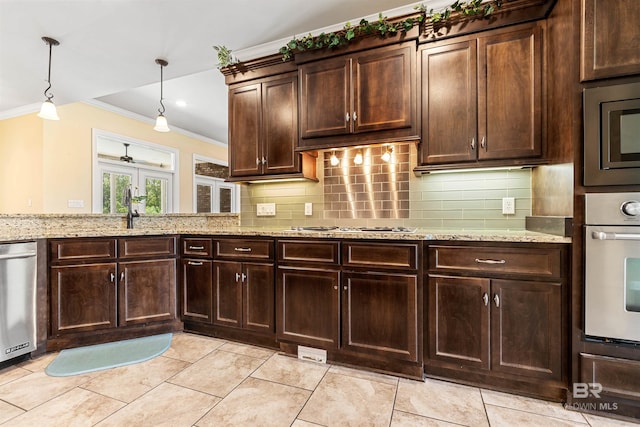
left=352, top=111, right=357, bottom=122
left=256, top=157, right=261, bottom=165
left=110, top=273, right=115, bottom=283
left=482, top=293, right=488, bottom=306
left=345, top=112, right=350, bottom=122
left=343, top=286, right=348, bottom=291
left=188, top=261, right=203, bottom=266
left=262, top=157, right=267, bottom=165
left=188, top=245, right=205, bottom=250
left=235, top=272, right=241, bottom=282
left=494, top=294, right=500, bottom=308
left=234, top=247, right=252, bottom=252
left=471, top=137, right=476, bottom=150
left=242, top=273, right=247, bottom=282
left=334, top=286, right=338, bottom=290
left=480, top=137, right=486, bottom=150
left=475, top=258, right=506, bottom=265
left=120, top=272, right=125, bottom=281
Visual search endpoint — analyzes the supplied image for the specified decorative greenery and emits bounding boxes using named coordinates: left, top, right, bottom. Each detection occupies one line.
left=278, top=0, right=505, bottom=61
left=213, top=45, right=239, bottom=69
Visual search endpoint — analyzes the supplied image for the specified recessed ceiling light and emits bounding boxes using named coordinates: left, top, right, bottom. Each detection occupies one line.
left=176, top=100, right=187, bottom=107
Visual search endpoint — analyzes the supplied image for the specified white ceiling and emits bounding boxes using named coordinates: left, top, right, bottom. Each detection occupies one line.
left=0, top=0, right=448, bottom=144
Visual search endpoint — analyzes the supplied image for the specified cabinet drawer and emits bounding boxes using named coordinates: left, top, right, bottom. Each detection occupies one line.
left=580, top=353, right=640, bottom=400
left=215, top=239, right=273, bottom=260
left=277, top=239, right=339, bottom=265
left=182, top=238, right=213, bottom=258
left=429, top=245, right=562, bottom=278
left=119, top=236, right=176, bottom=258
left=342, top=241, right=418, bottom=271
left=50, top=238, right=117, bottom=262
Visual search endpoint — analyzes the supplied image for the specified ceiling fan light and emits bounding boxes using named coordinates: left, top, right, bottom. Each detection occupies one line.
left=37, top=99, right=59, bottom=120
left=154, top=113, right=170, bottom=132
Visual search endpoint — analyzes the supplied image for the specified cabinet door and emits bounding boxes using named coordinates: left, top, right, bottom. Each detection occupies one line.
left=420, top=41, right=477, bottom=164
left=581, top=0, right=640, bottom=80
left=428, top=275, right=489, bottom=369
left=354, top=43, right=414, bottom=133
left=490, top=279, right=562, bottom=380
left=263, top=76, right=300, bottom=175
left=243, top=263, right=274, bottom=332
left=342, top=271, right=419, bottom=362
left=51, top=263, right=117, bottom=335
left=181, top=259, right=213, bottom=323
left=229, top=83, right=262, bottom=176
left=213, top=260, right=243, bottom=328
left=277, top=266, right=340, bottom=349
left=478, top=24, right=542, bottom=160
left=119, top=259, right=176, bottom=326
left=299, top=57, right=351, bottom=138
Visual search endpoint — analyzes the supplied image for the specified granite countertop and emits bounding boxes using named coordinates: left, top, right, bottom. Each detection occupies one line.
left=0, top=226, right=571, bottom=244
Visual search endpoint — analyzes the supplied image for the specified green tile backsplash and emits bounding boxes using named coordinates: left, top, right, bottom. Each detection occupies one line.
left=241, top=144, right=531, bottom=230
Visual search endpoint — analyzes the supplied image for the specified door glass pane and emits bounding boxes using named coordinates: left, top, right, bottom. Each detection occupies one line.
left=219, top=187, right=232, bottom=213
left=144, top=177, right=168, bottom=214
left=102, top=172, right=131, bottom=214
left=197, top=184, right=213, bottom=213
left=626, top=257, right=640, bottom=312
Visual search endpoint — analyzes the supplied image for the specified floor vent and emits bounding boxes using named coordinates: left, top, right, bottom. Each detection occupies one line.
left=297, top=345, right=327, bottom=364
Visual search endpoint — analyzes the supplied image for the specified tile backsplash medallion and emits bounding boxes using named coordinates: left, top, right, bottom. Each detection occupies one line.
left=241, top=143, right=531, bottom=230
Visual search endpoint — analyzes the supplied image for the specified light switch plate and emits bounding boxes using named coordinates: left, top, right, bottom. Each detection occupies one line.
left=304, top=202, right=313, bottom=216
left=68, top=199, right=84, bottom=208
left=257, top=202, right=276, bottom=216
left=502, top=197, right=515, bottom=215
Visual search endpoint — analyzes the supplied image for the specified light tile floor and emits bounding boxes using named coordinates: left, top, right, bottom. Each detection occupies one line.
left=0, top=332, right=637, bottom=426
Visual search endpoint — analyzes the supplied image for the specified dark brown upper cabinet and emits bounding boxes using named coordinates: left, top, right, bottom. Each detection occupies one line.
left=298, top=42, right=418, bottom=150
left=581, top=0, right=640, bottom=81
left=228, top=72, right=316, bottom=182
left=416, top=22, right=545, bottom=172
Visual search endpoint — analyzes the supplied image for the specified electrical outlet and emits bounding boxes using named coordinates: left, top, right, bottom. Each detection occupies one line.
left=304, top=202, right=313, bottom=216
left=256, top=203, right=276, bottom=216
left=502, top=197, right=515, bottom=215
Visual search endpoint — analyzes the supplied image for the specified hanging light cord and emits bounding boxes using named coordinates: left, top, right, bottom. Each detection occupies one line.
left=42, top=37, right=59, bottom=101
left=158, top=61, right=166, bottom=115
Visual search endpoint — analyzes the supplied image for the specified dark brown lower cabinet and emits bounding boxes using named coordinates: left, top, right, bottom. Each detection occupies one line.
left=48, top=236, right=179, bottom=350
left=277, top=265, right=340, bottom=349
left=342, top=271, right=419, bottom=362
left=182, top=258, right=213, bottom=323
left=214, top=260, right=274, bottom=333
left=51, top=262, right=118, bottom=334
left=119, top=259, right=176, bottom=326
left=426, top=242, right=568, bottom=401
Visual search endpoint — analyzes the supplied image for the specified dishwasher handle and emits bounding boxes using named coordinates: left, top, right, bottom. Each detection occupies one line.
left=0, top=251, right=37, bottom=260
left=591, top=231, right=640, bottom=241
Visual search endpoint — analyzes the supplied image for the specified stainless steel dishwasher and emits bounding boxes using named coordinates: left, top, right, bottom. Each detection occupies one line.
left=0, top=241, right=37, bottom=362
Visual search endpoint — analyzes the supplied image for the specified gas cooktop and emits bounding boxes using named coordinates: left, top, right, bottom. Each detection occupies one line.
left=287, top=226, right=416, bottom=233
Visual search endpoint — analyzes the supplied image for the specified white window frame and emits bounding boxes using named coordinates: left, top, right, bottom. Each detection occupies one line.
left=192, top=154, right=240, bottom=213
left=92, top=129, right=179, bottom=213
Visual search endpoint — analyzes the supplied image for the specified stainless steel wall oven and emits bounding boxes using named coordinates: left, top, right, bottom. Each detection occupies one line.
left=585, top=193, right=640, bottom=343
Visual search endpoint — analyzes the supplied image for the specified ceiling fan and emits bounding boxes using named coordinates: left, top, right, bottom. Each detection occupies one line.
left=120, top=143, right=135, bottom=163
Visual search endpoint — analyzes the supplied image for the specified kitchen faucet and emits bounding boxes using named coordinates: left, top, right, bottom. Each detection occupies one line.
left=123, top=185, right=140, bottom=229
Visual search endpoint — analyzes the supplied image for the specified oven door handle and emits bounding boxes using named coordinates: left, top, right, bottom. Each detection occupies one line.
left=591, top=231, right=640, bottom=241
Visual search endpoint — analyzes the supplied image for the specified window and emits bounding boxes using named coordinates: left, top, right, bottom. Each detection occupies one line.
left=93, top=130, right=178, bottom=214
left=193, top=155, right=239, bottom=213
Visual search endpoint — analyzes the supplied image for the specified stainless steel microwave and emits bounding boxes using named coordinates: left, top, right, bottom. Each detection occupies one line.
left=584, top=81, right=640, bottom=186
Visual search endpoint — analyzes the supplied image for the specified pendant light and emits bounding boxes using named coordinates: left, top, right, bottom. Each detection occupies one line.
left=37, top=37, right=60, bottom=120
left=153, top=58, right=170, bottom=132
left=353, top=150, right=363, bottom=165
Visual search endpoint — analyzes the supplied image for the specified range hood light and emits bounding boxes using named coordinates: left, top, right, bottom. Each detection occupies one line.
left=354, top=150, right=363, bottom=165
left=330, top=151, right=340, bottom=166
left=381, top=146, right=393, bottom=163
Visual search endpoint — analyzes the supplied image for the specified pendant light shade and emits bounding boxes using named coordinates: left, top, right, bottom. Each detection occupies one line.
left=354, top=150, right=363, bottom=165
left=153, top=58, right=170, bottom=132
left=37, top=37, right=60, bottom=120
left=330, top=151, right=340, bottom=166
left=381, top=146, right=393, bottom=163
